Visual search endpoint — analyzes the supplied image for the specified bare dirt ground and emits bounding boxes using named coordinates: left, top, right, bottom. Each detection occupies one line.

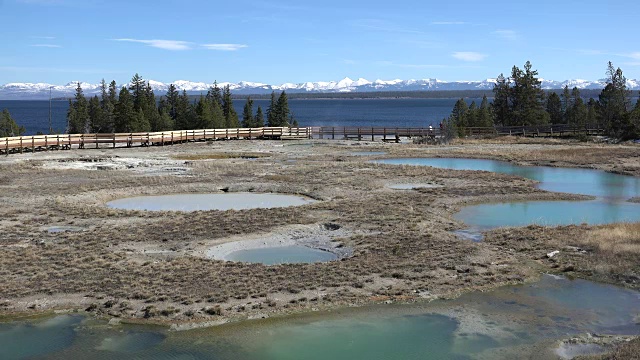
left=0, top=137, right=638, bottom=336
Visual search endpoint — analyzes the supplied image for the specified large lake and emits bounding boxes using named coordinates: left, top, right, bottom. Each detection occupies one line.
left=0, top=98, right=476, bottom=135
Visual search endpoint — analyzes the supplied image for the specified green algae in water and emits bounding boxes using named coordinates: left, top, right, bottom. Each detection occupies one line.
left=226, top=245, right=337, bottom=265
left=0, top=315, right=81, bottom=359
left=2, top=276, right=638, bottom=359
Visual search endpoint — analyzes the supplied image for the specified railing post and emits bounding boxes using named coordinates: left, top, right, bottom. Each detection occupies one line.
left=371, top=127, right=374, bottom=141
left=20, top=136, right=23, bottom=153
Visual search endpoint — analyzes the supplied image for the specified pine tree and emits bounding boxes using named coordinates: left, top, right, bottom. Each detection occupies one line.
left=629, top=96, right=640, bottom=138
left=561, top=85, right=572, bottom=124
left=129, top=73, right=146, bottom=111
left=242, top=97, right=254, bottom=127
left=0, top=109, right=25, bottom=137
left=114, top=86, right=134, bottom=132
left=450, top=98, right=469, bottom=136
left=206, top=81, right=223, bottom=109
left=267, top=91, right=277, bottom=126
left=509, top=61, right=549, bottom=126
left=598, top=62, right=631, bottom=137
left=164, top=84, right=180, bottom=121
left=67, top=82, right=90, bottom=133
left=143, top=82, right=161, bottom=131
left=275, top=91, right=290, bottom=127
left=254, top=106, right=265, bottom=127
left=156, top=109, right=175, bottom=131
left=466, top=101, right=478, bottom=127
left=568, top=87, right=587, bottom=126
left=546, top=92, right=563, bottom=124
left=100, top=79, right=116, bottom=132
left=222, top=85, right=239, bottom=128
left=88, top=95, right=107, bottom=132
left=175, top=90, right=195, bottom=129
left=195, top=95, right=214, bottom=128
left=477, top=95, right=493, bottom=127
left=131, top=107, right=151, bottom=132
left=492, top=74, right=510, bottom=126
left=586, top=98, right=598, bottom=125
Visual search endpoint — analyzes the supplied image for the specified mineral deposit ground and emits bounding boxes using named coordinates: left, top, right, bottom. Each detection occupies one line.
left=0, top=137, right=638, bottom=345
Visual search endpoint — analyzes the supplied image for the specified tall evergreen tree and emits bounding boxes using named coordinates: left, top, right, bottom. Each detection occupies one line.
left=586, top=98, right=598, bottom=125
left=222, top=85, right=239, bottom=128
left=254, top=106, right=265, bottom=127
left=156, top=109, right=175, bottom=131
left=242, top=97, right=254, bottom=127
left=492, top=74, right=510, bottom=126
left=131, top=107, right=151, bottom=132
left=143, top=82, right=161, bottom=131
left=206, top=81, right=223, bottom=109
left=477, top=95, right=493, bottom=127
left=100, top=79, right=116, bottom=132
left=598, top=62, right=631, bottom=137
left=177, top=90, right=197, bottom=129
left=561, top=85, right=572, bottom=124
left=450, top=98, right=469, bottom=136
left=164, top=84, right=180, bottom=122
left=509, top=61, right=549, bottom=125
left=67, top=82, right=89, bottom=133
left=274, top=91, right=290, bottom=126
left=129, top=73, right=147, bottom=111
left=0, top=109, right=25, bottom=137
left=87, top=95, right=107, bottom=132
left=568, top=87, right=587, bottom=126
left=114, top=86, right=134, bottom=132
left=546, top=92, right=563, bottom=124
left=466, top=101, right=478, bottom=127
left=266, top=91, right=277, bottom=126
left=195, top=95, right=214, bottom=128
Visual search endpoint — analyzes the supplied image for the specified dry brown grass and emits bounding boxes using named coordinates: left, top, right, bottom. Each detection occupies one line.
left=584, top=223, right=640, bottom=255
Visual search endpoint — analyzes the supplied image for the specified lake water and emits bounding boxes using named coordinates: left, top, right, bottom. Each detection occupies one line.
left=2, top=275, right=638, bottom=359
left=0, top=98, right=471, bottom=135
left=106, top=193, right=315, bottom=211
left=226, top=245, right=337, bottom=265
left=375, top=158, right=640, bottom=229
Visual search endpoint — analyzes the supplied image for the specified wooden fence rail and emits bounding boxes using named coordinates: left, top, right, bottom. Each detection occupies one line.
left=1, top=127, right=312, bottom=155
left=0, top=124, right=605, bottom=156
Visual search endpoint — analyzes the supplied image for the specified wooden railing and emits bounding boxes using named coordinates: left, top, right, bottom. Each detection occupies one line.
left=0, top=127, right=312, bottom=155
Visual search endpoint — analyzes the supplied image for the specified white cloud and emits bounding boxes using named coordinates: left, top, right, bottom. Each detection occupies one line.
left=30, top=36, right=56, bottom=40
left=30, top=44, right=62, bottom=48
left=627, top=52, right=640, bottom=60
left=431, top=21, right=467, bottom=25
left=201, top=44, right=248, bottom=51
left=452, top=52, right=487, bottom=62
left=112, top=38, right=192, bottom=51
left=493, top=29, right=518, bottom=40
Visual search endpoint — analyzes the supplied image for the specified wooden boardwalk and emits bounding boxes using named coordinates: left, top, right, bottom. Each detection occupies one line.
left=312, top=124, right=604, bottom=141
left=0, top=124, right=605, bottom=156
left=1, top=127, right=312, bottom=155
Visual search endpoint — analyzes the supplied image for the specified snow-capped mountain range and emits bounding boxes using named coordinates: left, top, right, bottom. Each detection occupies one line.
left=1, top=77, right=639, bottom=100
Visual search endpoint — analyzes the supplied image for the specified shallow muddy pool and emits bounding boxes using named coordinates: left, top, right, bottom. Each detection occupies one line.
left=106, top=193, right=315, bottom=211
left=376, top=158, right=640, bottom=228
left=375, top=158, right=640, bottom=200
left=226, top=245, right=338, bottom=265
left=456, top=199, right=640, bottom=229
left=2, top=276, right=637, bottom=359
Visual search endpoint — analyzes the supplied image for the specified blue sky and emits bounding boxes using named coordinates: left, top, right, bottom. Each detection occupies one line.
left=1, top=0, right=639, bottom=85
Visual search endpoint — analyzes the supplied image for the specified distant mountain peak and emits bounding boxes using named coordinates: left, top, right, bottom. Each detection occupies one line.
left=1, top=77, right=638, bottom=100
